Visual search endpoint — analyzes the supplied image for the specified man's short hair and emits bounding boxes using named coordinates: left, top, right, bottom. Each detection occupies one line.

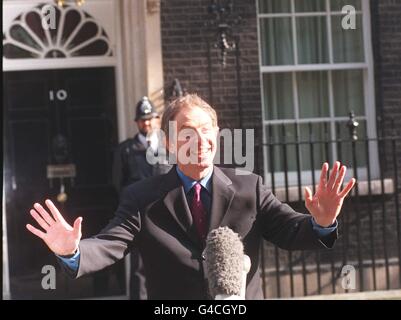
left=161, top=93, right=218, bottom=138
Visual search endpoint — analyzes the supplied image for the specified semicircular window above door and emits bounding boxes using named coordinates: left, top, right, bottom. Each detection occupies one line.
left=3, top=3, right=113, bottom=59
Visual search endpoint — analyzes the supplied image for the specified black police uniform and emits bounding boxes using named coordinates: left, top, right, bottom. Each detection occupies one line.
left=112, top=97, right=171, bottom=299
left=112, top=134, right=167, bottom=193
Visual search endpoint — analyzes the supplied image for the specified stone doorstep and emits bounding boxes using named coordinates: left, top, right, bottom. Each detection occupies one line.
left=285, top=289, right=401, bottom=300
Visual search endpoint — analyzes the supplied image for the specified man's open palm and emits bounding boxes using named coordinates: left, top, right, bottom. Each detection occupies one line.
left=26, top=199, right=82, bottom=256
left=305, top=162, right=356, bottom=227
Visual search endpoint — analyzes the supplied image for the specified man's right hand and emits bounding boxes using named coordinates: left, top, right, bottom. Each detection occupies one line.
left=26, top=199, right=82, bottom=256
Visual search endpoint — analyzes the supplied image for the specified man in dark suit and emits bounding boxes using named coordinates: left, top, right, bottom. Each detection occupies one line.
left=112, top=96, right=171, bottom=299
left=26, top=93, right=355, bottom=299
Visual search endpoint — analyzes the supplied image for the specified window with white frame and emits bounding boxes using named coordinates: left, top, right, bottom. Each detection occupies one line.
left=257, top=0, right=378, bottom=187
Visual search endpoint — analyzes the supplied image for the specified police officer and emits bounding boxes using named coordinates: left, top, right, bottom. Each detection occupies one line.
left=112, top=96, right=171, bottom=299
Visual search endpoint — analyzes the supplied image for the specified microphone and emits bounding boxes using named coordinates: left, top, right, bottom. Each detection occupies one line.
left=203, top=226, right=251, bottom=300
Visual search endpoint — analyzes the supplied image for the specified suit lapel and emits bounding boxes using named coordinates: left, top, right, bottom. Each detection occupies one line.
left=161, top=166, right=236, bottom=248
left=162, top=167, right=201, bottom=247
left=208, top=166, right=235, bottom=233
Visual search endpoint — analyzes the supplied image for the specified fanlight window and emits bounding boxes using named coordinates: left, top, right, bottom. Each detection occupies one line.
left=3, top=3, right=113, bottom=59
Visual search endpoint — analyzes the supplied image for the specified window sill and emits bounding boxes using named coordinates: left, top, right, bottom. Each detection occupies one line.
left=273, top=178, right=394, bottom=203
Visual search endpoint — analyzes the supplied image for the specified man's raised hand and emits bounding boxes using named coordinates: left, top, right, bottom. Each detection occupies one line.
left=26, top=199, right=82, bottom=256
left=305, top=161, right=356, bottom=227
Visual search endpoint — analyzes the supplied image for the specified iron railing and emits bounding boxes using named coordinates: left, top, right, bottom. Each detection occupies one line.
left=258, top=114, right=401, bottom=298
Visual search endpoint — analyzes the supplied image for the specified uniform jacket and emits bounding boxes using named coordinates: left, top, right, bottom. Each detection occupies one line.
left=112, top=133, right=171, bottom=193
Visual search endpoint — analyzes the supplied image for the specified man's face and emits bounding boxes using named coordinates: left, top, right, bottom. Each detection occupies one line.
left=136, top=118, right=155, bottom=135
left=167, top=106, right=219, bottom=179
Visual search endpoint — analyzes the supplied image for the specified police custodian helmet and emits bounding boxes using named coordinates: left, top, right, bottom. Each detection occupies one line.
left=134, top=96, right=158, bottom=121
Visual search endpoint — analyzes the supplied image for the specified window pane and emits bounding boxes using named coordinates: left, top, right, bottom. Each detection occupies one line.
left=297, top=71, right=329, bottom=118
left=62, top=10, right=81, bottom=44
left=332, top=14, right=364, bottom=62
left=332, top=70, right=364, bottom=117
left=260, top=18, right=294, bottom=65
left=330, top=0, right=361, bottom=12
left=68, top=21, right=99, bottom=49
left=3, top=43, right=39, bottom=59
left=295, top=0, right=326, bottom=12
left=9, top=25, right=42, bottom=50
left=71, top=40, right=110, bottom=57
left=266, top=124, right=297, bottom=172
left=263, top=73, right=294, bottom=120
left=26, top=11, right=49, bottom=46
left=258, top=0, right=291, bottom=13
left=299, top=122, right=332, bottom=171
left=296, top=17, right=329, bottom=64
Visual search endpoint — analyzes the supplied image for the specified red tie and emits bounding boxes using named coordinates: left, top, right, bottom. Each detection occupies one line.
left=190, top=183, right=207, bottom=241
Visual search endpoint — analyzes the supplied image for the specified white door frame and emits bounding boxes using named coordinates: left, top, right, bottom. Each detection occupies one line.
left=2, top=0, right=127, bottom=140
left=2, top=0, right=128, bottom=300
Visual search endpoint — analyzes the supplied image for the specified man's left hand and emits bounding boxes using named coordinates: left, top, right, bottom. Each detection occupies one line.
left=305, top=161, right=356, bottom=227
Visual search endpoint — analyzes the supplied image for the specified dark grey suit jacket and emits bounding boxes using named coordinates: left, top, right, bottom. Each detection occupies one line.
left=71, top=165, right=337, bottom=299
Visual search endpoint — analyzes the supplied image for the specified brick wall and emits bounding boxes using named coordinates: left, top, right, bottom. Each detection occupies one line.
left=160, top=0, right=263, bottom=172
left=371, top=0, right=401, bottom=258
left=160, top=0, right=401, bottom=297
left=371, top=0, right=401, bottom=183
left=371, top=0, right=401, bottom=124
left=160, top=0, right=401, bottom=162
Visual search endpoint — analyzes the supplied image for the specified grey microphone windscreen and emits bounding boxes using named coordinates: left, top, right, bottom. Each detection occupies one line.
left=204, top=226, right=244, bottom=297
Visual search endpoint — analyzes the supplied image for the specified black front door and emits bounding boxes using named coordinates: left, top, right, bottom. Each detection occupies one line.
left=3, top=67, right=125, bottom=299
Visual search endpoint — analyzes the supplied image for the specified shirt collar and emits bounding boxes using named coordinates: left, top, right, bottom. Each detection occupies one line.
left=176, top=166, right=213, bottom=194
left=137, top=133, right=148, bottom=148
left=137, top=132, right=158, bottom=150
